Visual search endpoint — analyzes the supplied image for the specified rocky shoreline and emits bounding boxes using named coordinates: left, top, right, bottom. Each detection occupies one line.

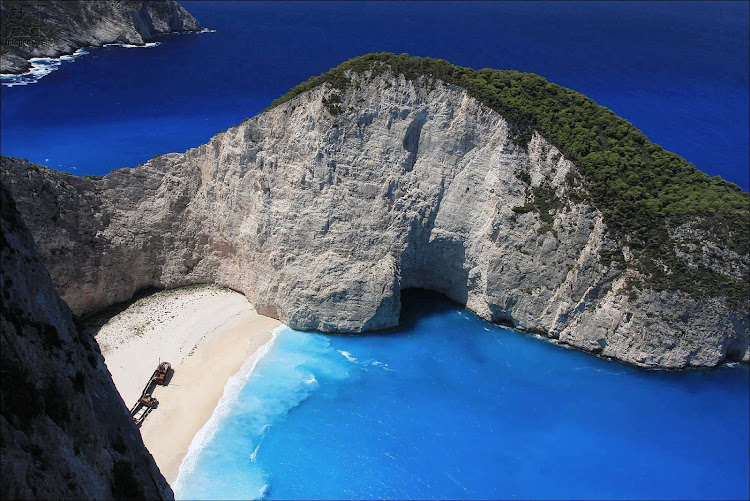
left=0, top=0, right=201, bottom=75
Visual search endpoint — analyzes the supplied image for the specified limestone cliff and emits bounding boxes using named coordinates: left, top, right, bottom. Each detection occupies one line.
left=1, top=0, right=200, bottom=74
left=1, top=62, right=747, bottom=369
left=0, top=184, right=173, bottom=499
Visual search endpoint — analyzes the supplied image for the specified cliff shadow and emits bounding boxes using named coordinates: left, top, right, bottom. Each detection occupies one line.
left=400, top=232, right=471, bottom=308
left=398, top=288, right=466, bottom=331
left=75, top=286, right=165, bottom=338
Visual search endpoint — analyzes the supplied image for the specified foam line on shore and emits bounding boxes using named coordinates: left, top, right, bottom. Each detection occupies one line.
left=1, top=40, right=162, bottom=87
left=102, top=42, right=161, bottom=48
left=2, top=25, right=217, bottom=87
left=172, top=325, right=287, bottom=496
left=1, top=48, right=88, bottom=87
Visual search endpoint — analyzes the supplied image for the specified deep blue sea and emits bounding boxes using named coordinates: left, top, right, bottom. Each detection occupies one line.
left=1, top=1, right=748, bottom=189
left=173, top=291, right=749, bottom=500
left=1, top=2, right=748, bottom=499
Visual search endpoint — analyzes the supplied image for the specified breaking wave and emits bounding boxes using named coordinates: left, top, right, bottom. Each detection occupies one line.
left=1, top=48, right=88, bottom=87
left=337, top=349, right=358, bottom=363
left=103, top=42, right=161, bottom=48
left=173, top=327, right=352, bottom=500
left=2, top=39, right=164, bottom=87
left=173, top=325, right=284, bottom=498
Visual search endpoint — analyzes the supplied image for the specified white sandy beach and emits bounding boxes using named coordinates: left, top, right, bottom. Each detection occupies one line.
left=94, top=285, right=281, bottom=483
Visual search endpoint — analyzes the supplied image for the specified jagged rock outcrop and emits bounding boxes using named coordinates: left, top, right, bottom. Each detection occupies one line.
left=1, top=0, right=200, bottom=74
left=0, top=184, right=173, bottom=499
left=1, top=68, right=747, bottom=368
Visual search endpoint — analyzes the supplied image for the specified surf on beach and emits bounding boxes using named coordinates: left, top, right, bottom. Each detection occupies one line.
left=86, top=285, right=281, bottom=483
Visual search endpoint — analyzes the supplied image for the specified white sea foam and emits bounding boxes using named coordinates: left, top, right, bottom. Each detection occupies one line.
left=173, top=325, right=286, bottom=497
left=257, top=484, right=270, bottom=499
left=371, top=360, right=395, bottom=372
left=1, top=48, right=88, bottom=87
left=174, top=329, right=353, bottom=498
left=446, top=472, right=470, bottom=493
left=1, top=38, right=160, bottom=87
left=103, top=42, right=160, bottom=48
left=2, top=28, right=210, bottom=87
left=163, top=27, right=216, bottom=36
left=249, top=424, right=272, bottom=462
left=337, top=350, right=358, bottom=363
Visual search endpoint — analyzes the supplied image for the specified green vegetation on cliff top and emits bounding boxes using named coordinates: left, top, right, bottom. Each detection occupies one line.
left=271, top=53, right=749, bottom=303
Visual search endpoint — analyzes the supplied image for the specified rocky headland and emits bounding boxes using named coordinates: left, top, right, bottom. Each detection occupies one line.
left=0, top=0, right=200, bottom=74
left=2, top=54, right=748, bottom=370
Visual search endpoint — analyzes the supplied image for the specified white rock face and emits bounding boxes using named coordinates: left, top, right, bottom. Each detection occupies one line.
left=2, top=72, right=747, bottom=368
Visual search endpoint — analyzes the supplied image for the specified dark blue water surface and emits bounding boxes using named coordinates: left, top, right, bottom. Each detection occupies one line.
left=174, top=291, right=749, bottom=500
left=1, top=1, right=748, bottom=189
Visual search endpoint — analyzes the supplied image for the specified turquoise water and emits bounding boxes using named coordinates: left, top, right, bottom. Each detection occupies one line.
left=174, top=291, right=749, bottom=500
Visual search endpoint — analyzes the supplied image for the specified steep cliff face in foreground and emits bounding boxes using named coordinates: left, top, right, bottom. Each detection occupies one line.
left=2, top=64, right=748, bottom=368
left=0, top=0, right=200, bottom=74
left=0, top=185, right=173, bottom=499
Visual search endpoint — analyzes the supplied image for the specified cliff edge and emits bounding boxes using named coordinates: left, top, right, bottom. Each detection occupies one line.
left=2, top=54, right=747, bottom=369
